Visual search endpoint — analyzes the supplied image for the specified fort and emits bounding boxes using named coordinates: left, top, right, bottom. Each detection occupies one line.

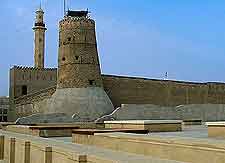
left=8, top=7, right=225, bottom=122
left=2, top=4, right=225, bottom=163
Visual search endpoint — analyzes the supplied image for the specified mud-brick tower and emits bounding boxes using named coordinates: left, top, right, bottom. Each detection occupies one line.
left=33, top=7, right=47, bottom=68
left=47, top=11, right=114, bottom=121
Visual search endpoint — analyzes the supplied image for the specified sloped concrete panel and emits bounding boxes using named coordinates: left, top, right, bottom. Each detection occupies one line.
left=46, top=87, right=114, bottom=122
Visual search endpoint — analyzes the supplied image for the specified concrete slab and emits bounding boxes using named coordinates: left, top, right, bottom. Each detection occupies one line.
left=0, top=122, right=16, bottom=130
left=182, top=119, right=202, bottom=125
left=206, top=122, right=225, bottom=138
left=72, top=128, right=149, bottom=135
left=104, top=120, right=182, bottom=124
left=104, top=120, right=182, bottom=132
left=5, top=125, right=80, bottom=137
left=73, top=126, right=225, bottom=163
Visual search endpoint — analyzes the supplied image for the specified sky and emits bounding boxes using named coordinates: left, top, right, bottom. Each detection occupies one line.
left=1, top=1, right=225, bottom=96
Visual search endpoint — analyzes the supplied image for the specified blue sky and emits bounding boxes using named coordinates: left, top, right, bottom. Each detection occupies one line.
left=1, top=0, right=225, bottom=96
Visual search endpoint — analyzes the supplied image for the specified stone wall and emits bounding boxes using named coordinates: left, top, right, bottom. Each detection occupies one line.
left=58, top=16, right=103, bottom=89
left=10, top=73, right=225, bottom=121
left=102, top=75, right=225, bottom=108
left=10, top=66, right=57, bottom=99
left=14, top=86, right=56, bottom=118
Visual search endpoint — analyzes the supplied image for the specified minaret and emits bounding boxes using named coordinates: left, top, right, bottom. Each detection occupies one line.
left=47, top=10, right=114, bottom=121
left=33, top=7, right=47, bottom=68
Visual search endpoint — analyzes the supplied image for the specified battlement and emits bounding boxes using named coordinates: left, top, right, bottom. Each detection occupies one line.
left=11, top=66, right=57, bottom=72
left=59, top=16, right=95, bottom=30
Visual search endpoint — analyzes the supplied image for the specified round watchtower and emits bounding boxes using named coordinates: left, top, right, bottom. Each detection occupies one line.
left=47, top=11, right=114, bottom=122
left=57, top=13, right=102, bottom=88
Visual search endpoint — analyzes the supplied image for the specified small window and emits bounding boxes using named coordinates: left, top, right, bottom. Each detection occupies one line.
left=3, top=116, right=7, bottom=122
left=3, top=109, right=7, bottom=114
left=22, top=85, right=27, bottom=95
left=75, top=56, right=79, bottom=60
left=89, top=80, right=95, bottom=86
left=62, top=57, right=66, bottom=61
left=68, top=37, right=71, bottom=41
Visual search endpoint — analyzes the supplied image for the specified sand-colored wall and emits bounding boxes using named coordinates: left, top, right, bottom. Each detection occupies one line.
left=73, top=133, right=225, bottom=163
left=0, top=131, right=176, bottom=163
left=102, top=75, right=225, bottom=107
left=10, top=73, right=225, bottom=121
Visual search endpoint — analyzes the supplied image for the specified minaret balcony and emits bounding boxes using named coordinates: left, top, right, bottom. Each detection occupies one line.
left=34, top=22, right=45, bottom=27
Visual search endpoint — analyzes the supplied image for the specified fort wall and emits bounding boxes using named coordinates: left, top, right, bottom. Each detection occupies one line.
left=9, top=66, right=57, bottom=121
left=14, top=86, right=56, bottom=118
left=10, top=66, right=57, bottom=99
left=10, top=73, right=225, bottom=121
left=102, top=75, right=212, bottom=107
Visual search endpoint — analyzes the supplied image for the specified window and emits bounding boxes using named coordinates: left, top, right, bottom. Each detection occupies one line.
left=89, top=80, right=95, bottom=86
left=0, top=117, right=2, bottom=122
left=68, top=37, right=71, bottom=41
left=75, top=56, right=79, bottom=60
left=22, top=85, right=27, bottom=95
left=62, top=57, right=66, bottom=61
left=3, top=109, right=7, bottom=114
left=3, top=116, right=7, bottom=122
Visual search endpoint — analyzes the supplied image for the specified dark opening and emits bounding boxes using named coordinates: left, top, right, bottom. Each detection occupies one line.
left=75, top=56, right=79, bottom=60
left=3, top=109, right=7, bottom=114
left=0, top=117, right=2, bottom=122
left=62, top=57, right=66, bottom=61
left=68, top=37, right=71, bottom=41
left=3, top=116, right=7, bottom=122
left=89, top=80, right=95, bottom=86
left=22, top=85, right=27, bottom=95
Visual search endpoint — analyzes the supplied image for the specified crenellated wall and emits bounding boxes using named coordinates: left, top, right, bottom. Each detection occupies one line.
left=9, top=66, right=57, bottom=120
left=9, top=66, right=57, bottom=99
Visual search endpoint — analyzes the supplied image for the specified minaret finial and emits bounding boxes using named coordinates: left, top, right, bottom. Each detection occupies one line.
left=39, top=0, right=42, bottom=10
left=64, top=0, right=66, bottom=16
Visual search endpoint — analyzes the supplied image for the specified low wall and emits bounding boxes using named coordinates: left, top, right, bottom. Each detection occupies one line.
left=73, top=132, right=225, bottom=163
left=112, top=104, right=225, bottom=122
left=0, top=130, right=182, bottom=163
